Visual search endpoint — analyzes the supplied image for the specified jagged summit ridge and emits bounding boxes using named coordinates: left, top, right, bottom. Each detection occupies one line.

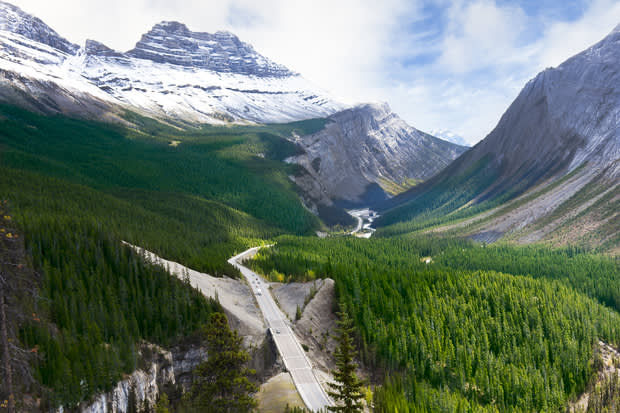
left=0, top=1, right=343, bottom=124
left=286, top=103, right=467, bottom=207
left=126, top=21, right=293, bottom=77
left=0, top=0, right=77, bottom=54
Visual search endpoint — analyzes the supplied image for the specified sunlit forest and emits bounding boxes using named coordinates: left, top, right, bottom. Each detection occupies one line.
left=250, top=236, right=620, bottom=412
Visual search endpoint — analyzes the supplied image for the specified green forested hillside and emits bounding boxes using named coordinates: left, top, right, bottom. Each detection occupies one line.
left=249, top=236, right=620, bottom=412
left=375, top=156, right=503, bottom=236
left=0, top=106, right=327, bottom=408
left=20, top=220, right=222, bottom=408
left=0, top=104, right=319, bottom=233
left=0, top=104, right=325, bottom=274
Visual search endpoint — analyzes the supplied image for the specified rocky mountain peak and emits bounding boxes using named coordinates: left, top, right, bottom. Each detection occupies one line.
left=286, top=104, right=467, bottom=208
left=153, top=21, right=191, bottom=36
left=126, top=21, right=293, bottom=77
left=84, top=39, right=124, bottom=57
left=408, top=19, right=620, bottom=221
left=0, top=1, right=78, bottom=54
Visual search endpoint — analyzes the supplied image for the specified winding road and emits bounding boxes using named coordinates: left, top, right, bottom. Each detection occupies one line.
left=228, top=248, right=332, bottom=412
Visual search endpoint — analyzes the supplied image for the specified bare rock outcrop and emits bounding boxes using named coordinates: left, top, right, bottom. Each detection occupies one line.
left=287, top=103, right=467, bottom=207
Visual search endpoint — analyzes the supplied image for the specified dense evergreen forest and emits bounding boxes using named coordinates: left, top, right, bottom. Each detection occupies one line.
left=0, top=104, right=327, bottom=275
left=20, top=221, right=222, bottom=408
left=0, top=105, right=329, bottom=408
left=249, top=236, right=620, bottom=412
left=2, top=104, right=620, bottom=411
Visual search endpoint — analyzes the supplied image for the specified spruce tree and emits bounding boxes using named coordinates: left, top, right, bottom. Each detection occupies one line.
left=327, top=311, right=364, bottom=413
left=186, top=312, right=257, bottom=412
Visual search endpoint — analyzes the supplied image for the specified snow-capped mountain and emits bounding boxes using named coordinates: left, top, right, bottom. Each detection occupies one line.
left=0, top=1, right=344, bottom=124
left=429, top=129, right=470, bottom=147
left=287, top=103, right=468, bottom=208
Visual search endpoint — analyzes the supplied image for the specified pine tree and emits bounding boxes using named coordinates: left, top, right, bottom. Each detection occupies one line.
left=328, top=311, right=364, bottom=413
left=186, top=312, right=257, bottom=412
left=154, top=393, right=171, bottom=413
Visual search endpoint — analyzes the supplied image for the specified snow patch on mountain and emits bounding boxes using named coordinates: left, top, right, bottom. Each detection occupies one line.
left=429, top=128, right=470, bottom=147
left=0, top=2, right=344, bottom=124
left=0, top=0, right=78, bottom=54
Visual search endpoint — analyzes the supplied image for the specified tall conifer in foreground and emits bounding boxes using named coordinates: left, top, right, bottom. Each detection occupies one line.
left=327, top=310, right=364, bottom=413
left=185, top=312, right=257, bottom=412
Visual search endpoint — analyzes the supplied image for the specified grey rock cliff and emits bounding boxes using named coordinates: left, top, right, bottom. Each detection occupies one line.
left=443, top=23, right=620, bottom=194
left=126, top=21, right=293, bottom=77
left=78, top=344, right=175, bottom=413
left=384, top=24, right=620, bottom=247
left=287, top=103, right=467, bottom=206
left=0, top=0, right=78, bottom=54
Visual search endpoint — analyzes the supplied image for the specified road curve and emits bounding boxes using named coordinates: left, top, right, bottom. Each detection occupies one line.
left=228, top=247, right=332, bottom=412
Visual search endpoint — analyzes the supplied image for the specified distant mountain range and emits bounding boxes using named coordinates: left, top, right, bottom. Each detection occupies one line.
left=1, top=1, right=616, bottom=248
left=429, top=129, right=470, bottom=147
left=0, top=1, right=343, bottom=124
left=380, top=23, right=620, bottom=252
left=0, top=0, right=467, bottom=214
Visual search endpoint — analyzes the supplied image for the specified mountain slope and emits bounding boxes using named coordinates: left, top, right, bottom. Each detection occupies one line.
left=0, top=1, right=344, bottom=124
left=286, top=103, right=468, bottom=210
left=378, top=24, right=620, bottom=250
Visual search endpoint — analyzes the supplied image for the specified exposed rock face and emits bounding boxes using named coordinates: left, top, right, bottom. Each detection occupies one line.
left=0, top=2, right=344, bottom=124
left=439, top=23, right=620, bottom=194
left=78, top=335, right=280, bottom=412
left=287, top=103, right=467, bottom=206
left=384, top=24, right=620, bottom=248
left=0, top=0, right=78, bottom=55
left=79, top=344, right=175, bottom=413
left=127, top=21, right=292, bottom=77
left=293, top=279, right=338, bottom=374
left=84, top=40, right=124, bottom=58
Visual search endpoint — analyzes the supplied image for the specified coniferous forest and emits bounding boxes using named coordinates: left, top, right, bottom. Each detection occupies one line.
left=1, top=103, right=620, bottom=412
left=250, top=236, right=620, bottom=412
left=0, top=105, right=322, bottom=409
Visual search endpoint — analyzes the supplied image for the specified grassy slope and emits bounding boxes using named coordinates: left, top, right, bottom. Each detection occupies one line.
left=377, top=158, right=618, bottom=254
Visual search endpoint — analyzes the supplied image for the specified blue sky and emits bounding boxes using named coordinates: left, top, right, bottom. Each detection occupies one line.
left=10, top=0, right=620, bottom=144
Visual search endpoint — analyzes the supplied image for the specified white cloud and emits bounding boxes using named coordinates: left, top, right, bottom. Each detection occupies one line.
left=383, top=0, right=620, bottom=144
left=534, top=0, right=620, bottom=70
left=439, top=0, right=529, bottom=73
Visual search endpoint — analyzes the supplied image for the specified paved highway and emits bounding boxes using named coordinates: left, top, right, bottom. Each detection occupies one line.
left=228, top=248, right=332, bottom=412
